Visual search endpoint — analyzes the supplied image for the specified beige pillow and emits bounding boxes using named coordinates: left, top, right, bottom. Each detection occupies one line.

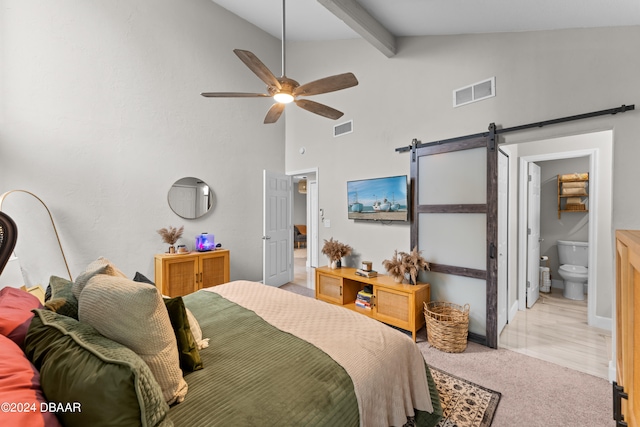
left=78, top=274, right=188, bottom=404
left=72, top=257, right=126, bottom=299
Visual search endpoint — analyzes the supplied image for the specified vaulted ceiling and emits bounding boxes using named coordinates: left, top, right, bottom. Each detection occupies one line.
left=211, top=0, right=640, bottom=57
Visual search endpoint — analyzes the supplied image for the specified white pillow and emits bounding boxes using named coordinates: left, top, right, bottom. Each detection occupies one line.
left=186, top=308, right=209, bottom=349
left=78, top=274, right=188, bottom=404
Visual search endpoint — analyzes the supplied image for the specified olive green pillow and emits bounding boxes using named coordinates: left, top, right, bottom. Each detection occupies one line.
left=163, top=297, right=203, bottom=372
left=24, top=309, right=171, bottom=427
left=44, top=275, right=78, bottom=319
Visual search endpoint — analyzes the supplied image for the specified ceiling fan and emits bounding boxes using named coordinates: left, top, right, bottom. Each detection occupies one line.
left=201, top=0, right=358, bottom=124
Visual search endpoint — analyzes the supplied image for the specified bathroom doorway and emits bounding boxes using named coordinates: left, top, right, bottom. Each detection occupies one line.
left=534, top=156, right=590, bottom=300
left=516, top=143, right=610, bottom=328
left=500, top=130, right=614, bottom=379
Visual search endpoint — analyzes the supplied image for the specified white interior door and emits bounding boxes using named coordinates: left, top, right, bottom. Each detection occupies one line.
left=526, top=163, right=541, bottom=308
left=497, top=151, right=508, bottom=334
left=263, top=170, right=292, bottom=287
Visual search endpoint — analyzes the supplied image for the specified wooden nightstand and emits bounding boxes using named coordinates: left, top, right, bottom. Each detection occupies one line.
left=154, top=249, right=230, bottom=297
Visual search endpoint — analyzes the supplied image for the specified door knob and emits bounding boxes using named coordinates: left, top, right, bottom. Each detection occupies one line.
left=262, top=236, right=271, bottom=240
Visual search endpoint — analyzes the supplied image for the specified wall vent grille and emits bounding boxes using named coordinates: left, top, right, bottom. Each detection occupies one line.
left=453, top=77, right=495, bottom=108
left=334, top=120, right=353, bottom=137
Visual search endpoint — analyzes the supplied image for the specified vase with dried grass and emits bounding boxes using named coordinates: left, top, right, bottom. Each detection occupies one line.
left=382, top=246, right=430, bottom=284
left=157, top=225, right=184, bottom=254
left=321, top=238, right=352, bottom=269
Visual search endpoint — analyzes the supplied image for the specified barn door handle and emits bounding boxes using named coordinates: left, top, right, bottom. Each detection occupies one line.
left=489, top=243, right=496, bottom=259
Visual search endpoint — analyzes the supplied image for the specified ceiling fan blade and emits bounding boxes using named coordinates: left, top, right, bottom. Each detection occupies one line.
left=295, top=99, right=344, bottom=120
left=234, top=49, right=282, bottom=90
left=294, top=72, right=358, bottom=97
left=264, top=103, right=285, bottom=124
left=201, top=92, right=270, bottom=98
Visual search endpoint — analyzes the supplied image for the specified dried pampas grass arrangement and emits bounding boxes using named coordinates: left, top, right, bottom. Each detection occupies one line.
left=157, top=225, right=184, bottom=247
left=403, top=246, right=430, bottom=285
left=383, top=246, right=430, bottom=284
left=321, top=237, right=352, bottom=262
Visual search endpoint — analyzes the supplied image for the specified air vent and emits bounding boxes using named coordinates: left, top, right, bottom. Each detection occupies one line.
left=453, top=77, right=495, bottom=108
left=333, top=120, right=353, bottom=137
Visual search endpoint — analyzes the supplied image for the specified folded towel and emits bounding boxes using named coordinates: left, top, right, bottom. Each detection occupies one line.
left=562, top=187, right=586, bottom=195
left=560, top=172, right=588, bottom=181
left=562, top=181, right=586, bottom=189
left=566, top=197, right=583, bottom=204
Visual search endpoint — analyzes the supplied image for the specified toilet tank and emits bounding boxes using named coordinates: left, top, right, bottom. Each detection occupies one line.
left=557, top=240, right=589, bottom=267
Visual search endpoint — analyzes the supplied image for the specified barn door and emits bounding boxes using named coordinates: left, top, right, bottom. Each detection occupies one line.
left=411, top=127, right=498, bottom=348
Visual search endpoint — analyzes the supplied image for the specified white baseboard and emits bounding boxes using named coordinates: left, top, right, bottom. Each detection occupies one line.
left=508, top=300, right=519, bottom=322
left=591, top=314, right=612, bottom=331
left=609, top=360, right=616, bottom=384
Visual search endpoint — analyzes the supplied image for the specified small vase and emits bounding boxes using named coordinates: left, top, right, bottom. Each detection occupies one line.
left=336, top=259, right=342, bottom=268
left=168, top=245, right=176, bottom=254
left=330, top=260, right=337, bottom=269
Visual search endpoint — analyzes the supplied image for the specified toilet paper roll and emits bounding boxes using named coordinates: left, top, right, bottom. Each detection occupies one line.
left=540, top=256, right=549, bottom=261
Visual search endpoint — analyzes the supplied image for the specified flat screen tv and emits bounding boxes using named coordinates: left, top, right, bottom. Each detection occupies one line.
left=347, top=175, right=409, bottom=221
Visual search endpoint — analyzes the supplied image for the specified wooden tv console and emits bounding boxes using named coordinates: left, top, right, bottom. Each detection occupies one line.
left=315, top=266, right=430, bottom=342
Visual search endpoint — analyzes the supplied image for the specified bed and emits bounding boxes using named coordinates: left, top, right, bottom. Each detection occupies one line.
left=173, top=281, right=441, bottom=426
left=0, top=254, right=442, bottom=427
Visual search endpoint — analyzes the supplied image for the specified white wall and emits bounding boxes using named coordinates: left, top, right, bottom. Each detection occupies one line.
left=0, top=0, right=285, bottom=282
left=286, top=27, right=640, bottom=333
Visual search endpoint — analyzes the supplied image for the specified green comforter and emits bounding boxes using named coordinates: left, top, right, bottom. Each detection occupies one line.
left=169, top=289, right=441, bottom=427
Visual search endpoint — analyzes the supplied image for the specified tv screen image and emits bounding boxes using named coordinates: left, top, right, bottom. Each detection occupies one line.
left=347, top=175, right=408, bottom=221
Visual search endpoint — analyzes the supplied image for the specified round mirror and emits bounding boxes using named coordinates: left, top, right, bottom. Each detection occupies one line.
left=168, top=177, right=214, bottom=219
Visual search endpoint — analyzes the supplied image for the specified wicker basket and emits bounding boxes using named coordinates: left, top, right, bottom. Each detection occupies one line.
left=424, top=301, right=470, bottom=353
left=565, top=203, right=586, bottom=211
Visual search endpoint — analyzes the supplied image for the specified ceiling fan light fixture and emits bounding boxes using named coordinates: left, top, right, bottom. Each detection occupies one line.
left=200, top=0, right=358, bottom=124
left=273, top=92, right=294, bottom=104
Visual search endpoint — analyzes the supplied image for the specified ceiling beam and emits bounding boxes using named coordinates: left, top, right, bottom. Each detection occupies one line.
left=318, top=0, right=397, bottom=58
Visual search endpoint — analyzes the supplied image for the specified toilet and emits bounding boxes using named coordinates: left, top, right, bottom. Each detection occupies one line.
left=557, top=240, right=588, bottom=300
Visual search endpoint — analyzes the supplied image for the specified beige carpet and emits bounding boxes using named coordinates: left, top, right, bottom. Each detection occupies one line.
left=279, top=283, right=613, bottom=427
left=419, top=340, right=612, bottom=427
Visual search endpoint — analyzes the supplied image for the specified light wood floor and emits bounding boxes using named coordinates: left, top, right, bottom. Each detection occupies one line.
left=290, top=248, right=314, bottom=288
left=499, top=288, right=611, bottom=379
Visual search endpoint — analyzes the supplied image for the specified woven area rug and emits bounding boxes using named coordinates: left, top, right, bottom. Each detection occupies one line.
left=431, top=367, right=501, bottom=427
